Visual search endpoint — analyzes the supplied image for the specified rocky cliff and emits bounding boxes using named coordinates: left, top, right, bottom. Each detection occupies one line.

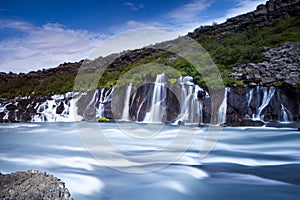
left=230, top=42, right=300, bottom=86
left=188, top=0, right=300, bottom=38
left=1, top=76, right=300, bottom=126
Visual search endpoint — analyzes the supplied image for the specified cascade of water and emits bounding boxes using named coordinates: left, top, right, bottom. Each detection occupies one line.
left=143, top=74, right=167, bottom=123
left=198, top=100, right=203, bottom=124
left=193, top=85, right=203, bottom=124
left=33, top=100, right=56, bottom=122
left=31, top=93, right=75, bottom=122
left=136, top=94, right=148, bottom=122
left=96, top=88, right=105, bottom=118
left=179, top=86, right=194, bottom=122
left=246, top=88, right=254, bottom=106
left=173, top=77, right=204, bottom=125
left=95, top=87, right=114, bottom=118
left=281, top=104, right=288, bottom=122
left=120, top=83, right=133, bottom=121
left=280, top=104, right=292, bottom=122
left=0, top=103, right=4, bottom=113
left=84, top=89, right=99, bottom=119
left=254, top=87, right=275, bottom=120
left=218, top=87, right=229, bottom=124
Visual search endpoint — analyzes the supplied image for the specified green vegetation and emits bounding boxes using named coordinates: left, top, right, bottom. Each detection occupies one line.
left=0, top=74, right=76, bottom=98
left=295, top=81, right=300, bottom=89
left=1, top=15, right=299, bottom=98
left=272, top=81, right=283, bottom=87
left=197, top=15, right=300, bottom=86
left=95, top=15, right=300, bottom=90
left=97, top=117, right=110, bottom=122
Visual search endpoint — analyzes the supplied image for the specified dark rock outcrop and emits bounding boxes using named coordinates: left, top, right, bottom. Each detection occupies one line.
left=188, top=0, right=300, bottom=39
left=0, top=170, right=72, bottom=200
left=231, top=42, right=300, bottom=86
left=226, top=86, right=300, bottom=126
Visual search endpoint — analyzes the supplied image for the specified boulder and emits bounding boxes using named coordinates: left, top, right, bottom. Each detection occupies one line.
left=0, top=170, right=72, bottom=200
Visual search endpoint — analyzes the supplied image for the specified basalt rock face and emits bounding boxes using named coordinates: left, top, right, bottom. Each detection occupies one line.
left=231, top=42, right=300, bottom=86
left=127, top=83, right=181, bottom=123
left=1, top=84, right=300, bottom=126
left=188, top=0, right=300, bottom=39
left=226, top=86, right=300, bottom=126
left=0, top=170, right=72, bottom=200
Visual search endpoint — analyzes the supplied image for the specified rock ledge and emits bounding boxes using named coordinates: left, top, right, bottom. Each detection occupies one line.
left=0, top=170, right=73, bottom=200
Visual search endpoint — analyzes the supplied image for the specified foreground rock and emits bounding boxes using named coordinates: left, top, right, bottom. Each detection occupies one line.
left=0, top=170, right=72, bottom=200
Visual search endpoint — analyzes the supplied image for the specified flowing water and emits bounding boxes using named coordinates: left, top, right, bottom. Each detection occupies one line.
left=143, top=74, right=167, bottom=123
left=254, top=87, right=276, bottom=120
left=1, top=122, right=300, bottom=200
left=120, top=83, right=133, bottom=121
left=218, top=88, right=229, bottom=124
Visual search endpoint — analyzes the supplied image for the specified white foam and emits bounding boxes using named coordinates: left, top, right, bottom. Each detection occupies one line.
left=55, top=173, right=104, bottom=196
left=0, top=123, right=41, bottom=129
left=0, top=155, right=102, bottom=171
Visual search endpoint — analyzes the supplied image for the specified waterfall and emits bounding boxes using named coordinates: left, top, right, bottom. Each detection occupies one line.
left=96, top=87, right=114, bottom=118
left=193, top=85, right=204, bottom=124
left=96, top=88, right=105, bottom=118
left=173, top=77, right=204, bottom=125
left=120, top=83, right=133, bottom=121
left=33, top=100, right=56, bottom=122
left=198, top=100, right=203, bottom=124
left=218, top=88, right=229, bottom=124
left=280, top=104, right=292, bottom=122
left=246, top=88, right=254, bottom=106
left=188, top=85, right=203, bottom=124
left=253, top=87, right=275, bottom=120
left=178, top=85, right=193, bottom=122
left=32, top=92, right=75, bottom=122
left=281, top=104, right=288, bottom=122
left=143, top=74, right=167, bottom=123
left=68, top=95, right=83, bottom=121
left=136, top=96, right=148, bottom=122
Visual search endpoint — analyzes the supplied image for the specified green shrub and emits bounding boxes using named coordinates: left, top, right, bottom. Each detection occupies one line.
left=97, top=117, right=110, bottom=122
left=272, top=81, right=283, bottom=87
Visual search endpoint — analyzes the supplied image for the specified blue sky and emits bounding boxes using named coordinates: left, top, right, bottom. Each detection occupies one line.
left=0, top=0, right=267, bottom=72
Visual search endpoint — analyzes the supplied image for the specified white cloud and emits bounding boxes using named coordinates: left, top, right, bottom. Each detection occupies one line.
left=226, top=0, right=268, bottom=18
left=168, top=0, right=212, bottom=22
left=124, top=2, right=144, bottom=11
left=0, top=19, right=34, bottom=31
left=0, top=20, right=106, bottom=73
left=89, top=27, right=179, bottom=60
left=164, top=0, right=214, bottom=33
left=163, top=0, right=268, bottom=34
left=0, top=19, right=180, bottom=73
left=125, top=20, right=151, bottom=29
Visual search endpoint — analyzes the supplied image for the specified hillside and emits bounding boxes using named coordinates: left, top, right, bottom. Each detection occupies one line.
left=0, top=0, right=300, bottom=99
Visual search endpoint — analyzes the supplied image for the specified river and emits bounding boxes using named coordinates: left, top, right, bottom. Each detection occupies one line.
left=0, top=122, right=300, bottom=199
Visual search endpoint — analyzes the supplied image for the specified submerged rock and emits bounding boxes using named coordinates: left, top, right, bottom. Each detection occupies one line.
left=0, top=170, right=73, bottom=200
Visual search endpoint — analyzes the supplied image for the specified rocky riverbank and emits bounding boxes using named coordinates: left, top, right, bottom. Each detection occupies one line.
left=0, top=170, right=72, bottom=200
